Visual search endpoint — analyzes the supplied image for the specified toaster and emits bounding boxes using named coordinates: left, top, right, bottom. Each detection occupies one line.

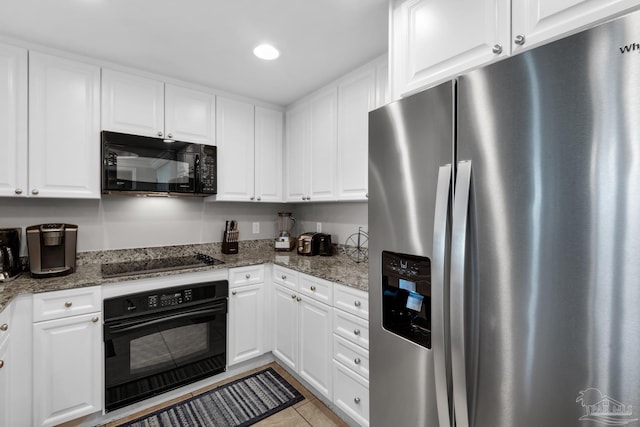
left=297, top=232, right=317, bottom=255
left=315, top=233, right=332, bottom=256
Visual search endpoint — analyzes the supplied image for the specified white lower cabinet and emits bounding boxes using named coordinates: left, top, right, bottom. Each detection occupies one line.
left=272, top=282, right=300, bottom=370
left=228, top=265, right=266, bottom=366
left=298, top=296, right=333, bottom=400
left=0, top=308, right=10, bottom=427
left=32, top=287, right=102, bottom=427
left=333, top=360, right=370, bottom=427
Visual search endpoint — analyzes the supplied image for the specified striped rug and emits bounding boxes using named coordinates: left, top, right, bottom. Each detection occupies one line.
left=120, top=367, right=304, bottom=427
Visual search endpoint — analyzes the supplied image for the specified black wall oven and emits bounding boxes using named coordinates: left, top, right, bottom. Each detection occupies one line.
left=103, top=280, right=228, bottom=412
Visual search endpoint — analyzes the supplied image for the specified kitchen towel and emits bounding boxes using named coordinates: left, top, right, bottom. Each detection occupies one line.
left=116, top=367, right=304, bottom=427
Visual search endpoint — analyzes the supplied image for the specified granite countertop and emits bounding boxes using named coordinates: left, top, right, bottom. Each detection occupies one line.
left=0, top=239, right=368, bottom=314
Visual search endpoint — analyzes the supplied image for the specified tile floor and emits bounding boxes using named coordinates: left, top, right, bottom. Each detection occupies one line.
left=100, top=362, right=349, bottom=427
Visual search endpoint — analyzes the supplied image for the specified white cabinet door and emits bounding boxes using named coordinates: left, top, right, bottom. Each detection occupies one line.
left=29, top=52, right=101, bottom=199
left=298, top=296, right=333, bottom=400
left=337, top=68, right=375, bottom=201
left=215, top=96, right=255, bottom=201
left=285, top=102, right=309, bottom=202
left=272, top=283, right=299, bottom=370
left=101, top=69, right=165, bottom=138
left=375, top=56, right=390, bottom=109
left=308, top=87, right=338, bottom=201
left=0, top=43, right=27, bottom=198
left=390, top=0, right=511, bottom=99
left=165, top=84, right=215, bottom=145
left=0, top=337, right=9, bottom=427
left=512, top=0, right=640, bottom=53
left=228, top=283, right=265, bottom=366
left=33, top=313, right=102, bottom=427
left=254, top=106, right=283, bottom=202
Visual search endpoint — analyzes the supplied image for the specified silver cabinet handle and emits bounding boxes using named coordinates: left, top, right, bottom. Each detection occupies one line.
left=92, top=316, right=99, bottom=323
left=32, top=189, right=39, bottom=195
left=451, top=160, right=472, bottom=427
left=167, top=133, right=173, bottom=138
left=514, top=34, right=526, bottom=45
left=245, top=274, right=251, bottom=279
left=250, top=196, right=255, bottom=200
left=354, top=300, right=361, bottom=307
left=492, top=44, right=503, bottom=54
left=354, top=397, right=361, bottom=404
left=0, top=360, right=4, bottom=369
left=0, top=324, right=7, bottom=331
left=296, top=297, right=302, bottom=302
left=157, top=131, right=163, bottom=137
left=354, top=357, right=361, bottom=365
left=310, top=286, right=316, bottom=291
left=353, top=329, right=361, bottom=336
left=232, top=291, right=237, bottom=295
left=281, top=275, right=287, bottom=280
left=291, top=294, right=296, bottom=299
left=15, top=188, right=22, bottom=195
left=257, top=197, right=261, bottom=201
left=301, top=196, right=305, bottom=201
left=64, top=301, right=73, bottom=308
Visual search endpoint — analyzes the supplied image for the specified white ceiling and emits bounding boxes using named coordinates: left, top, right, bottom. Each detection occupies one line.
left=0, top=0, right=389, bottom=107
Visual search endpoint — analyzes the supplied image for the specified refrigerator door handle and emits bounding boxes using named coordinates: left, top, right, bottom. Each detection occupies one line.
left=433, top=163, right=453, bottom=427
left=451, top=160, right=472, bottom=427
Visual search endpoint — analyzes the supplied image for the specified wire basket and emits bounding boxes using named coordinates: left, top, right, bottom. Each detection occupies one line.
left=344, top=227, right=369, bottom=263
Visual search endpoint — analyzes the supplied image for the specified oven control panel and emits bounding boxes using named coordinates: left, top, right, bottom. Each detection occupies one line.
left=148, top=289, right=193, bottom=308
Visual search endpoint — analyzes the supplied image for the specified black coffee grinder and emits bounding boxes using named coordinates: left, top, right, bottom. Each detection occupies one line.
left=0, top=228, right=22, bottom=281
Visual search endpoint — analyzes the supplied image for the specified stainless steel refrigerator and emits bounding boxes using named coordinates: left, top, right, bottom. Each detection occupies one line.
left=369, top=9, right=640, bottom=427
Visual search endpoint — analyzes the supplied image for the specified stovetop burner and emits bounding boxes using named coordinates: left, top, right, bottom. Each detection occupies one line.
left=101, top=253, right=224, bottom=278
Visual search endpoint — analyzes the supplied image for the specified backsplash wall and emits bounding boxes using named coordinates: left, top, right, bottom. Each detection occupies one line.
left=0, top=198, right=368, bottom=254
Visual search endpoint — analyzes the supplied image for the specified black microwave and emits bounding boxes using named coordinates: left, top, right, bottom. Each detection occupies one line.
left=101, top=131, right=217, bottom=196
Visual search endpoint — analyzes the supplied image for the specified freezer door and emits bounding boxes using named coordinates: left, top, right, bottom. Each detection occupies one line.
left=456, top=10, right=640, bottom=427
left=368, top=81, right=454, bottom=427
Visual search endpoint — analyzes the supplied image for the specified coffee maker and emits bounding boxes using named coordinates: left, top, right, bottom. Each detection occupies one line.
left=26, top=224, right=78, bottom=278
left=0, top=228, right=22, bottom=281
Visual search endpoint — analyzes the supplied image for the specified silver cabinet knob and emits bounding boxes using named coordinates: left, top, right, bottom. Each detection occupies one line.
left=296, top=297, right=302, bottom=302
left=157, top=131, right=163, bottom=137
left=310, top=286, right=316, bottom=292
left=64, top=301, right=72, bottom=308
left=492, top=44, right=503, bottom=54
left=0, top=360, right=4, bottom=369
left=514, top=34, right=526, bottom=45
left=354, top=329, right=361, bottom=336
left=354, top=397, right=361, bottom=404
left=232, top=291, right=237, bottom=295
left=301, top=196, right=305, bottom=201
left=250, top=196, right=255, bottom=200
left=282, top=275, right=287, bottom=280
left=354, top=300, right=361, bottom=307
left=354, top=357, right=361, bottom=365
left=365, top=193, right=368, bottom=198
left=245, top=274, right=251, bottom=279
left=307, top=196, right=311, bottom=201
left=15, top=188, right=22, bottom=195
left=91, top=316, right=99, bottom=323
left=31, top=189, right=39, bottom=195
left=257, top=197, right=261, bottom=201
left=167, top=133, right=173, bottom=138
left=0, top=324, right=7, bottom=332
left=291, top=294, right=296, bottom=299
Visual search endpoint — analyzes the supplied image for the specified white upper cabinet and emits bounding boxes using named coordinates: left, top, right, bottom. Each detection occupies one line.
left=0, top=43, right=27, bottom=198
left=337, top=66, right=376, bottom=201
left=102, top=69, right=214, bottom=145
left=255, top=107, right=284, bottom=202
left=164, top=84, right=215, bottom=145
left=285, top=102, right=310, bottom=202
left=215, top=96, right=255, bottom=201
left=511, top=0, right=640, bottom=53
left=390, top=0, right=511, bottom=99
left=29, top=52, right=101, bottom=199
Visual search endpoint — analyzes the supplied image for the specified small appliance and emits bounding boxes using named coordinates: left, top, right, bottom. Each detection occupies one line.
left=275, top=212, right=296, bottom=251
left=26, top=224, right=78, bottom=278
left=0, top=228, right=22, bottom=281
left=102, top=131, right=217, bottom=196
left=315, top=233, right=333, bottom=256
left=297, top=232, right=316, bottom=255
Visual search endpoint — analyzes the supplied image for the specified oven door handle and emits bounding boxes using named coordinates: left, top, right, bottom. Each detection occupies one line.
left=105, top=303, right=226, bottom=334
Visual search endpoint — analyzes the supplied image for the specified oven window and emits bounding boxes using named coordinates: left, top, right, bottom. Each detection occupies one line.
left=130, top=324, right=209, bottom=373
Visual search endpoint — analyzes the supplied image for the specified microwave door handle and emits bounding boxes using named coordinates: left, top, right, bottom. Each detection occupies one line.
left=432, top=164, right=453, bottom=427
left=450, top=160, right=472, bottom=427
left=106, top=304, right=226, bottom=334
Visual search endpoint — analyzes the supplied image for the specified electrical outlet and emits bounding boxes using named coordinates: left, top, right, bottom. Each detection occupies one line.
left=252, top=222, right=260, bottom=234
left=316, top=222, right=322, bottom=233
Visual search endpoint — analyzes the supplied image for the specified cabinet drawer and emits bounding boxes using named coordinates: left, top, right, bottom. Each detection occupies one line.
left=298, top=273, right=333, bottom=305
left=333, top=309, right=369, bottom=350
left=229, top=265, right=264, bottom=288
left=273, top=265, right=298, bottom=290
left=333, top=334, right=369, bottom=380
left=333, top=360, right=369, bottom=427
left=333, top=283, right=368, bottom=320
left=33, top=286, right=102, bottom=322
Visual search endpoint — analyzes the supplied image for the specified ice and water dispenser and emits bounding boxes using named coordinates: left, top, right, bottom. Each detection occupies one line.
left=382, top=251, right=431, bottom=348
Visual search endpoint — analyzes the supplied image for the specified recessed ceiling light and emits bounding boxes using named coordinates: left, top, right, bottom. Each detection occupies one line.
left=253, top=44, right=280, bottom=60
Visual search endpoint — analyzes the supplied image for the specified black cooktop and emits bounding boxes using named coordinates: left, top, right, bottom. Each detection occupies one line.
left=101, top=253, right=224, bottom=278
